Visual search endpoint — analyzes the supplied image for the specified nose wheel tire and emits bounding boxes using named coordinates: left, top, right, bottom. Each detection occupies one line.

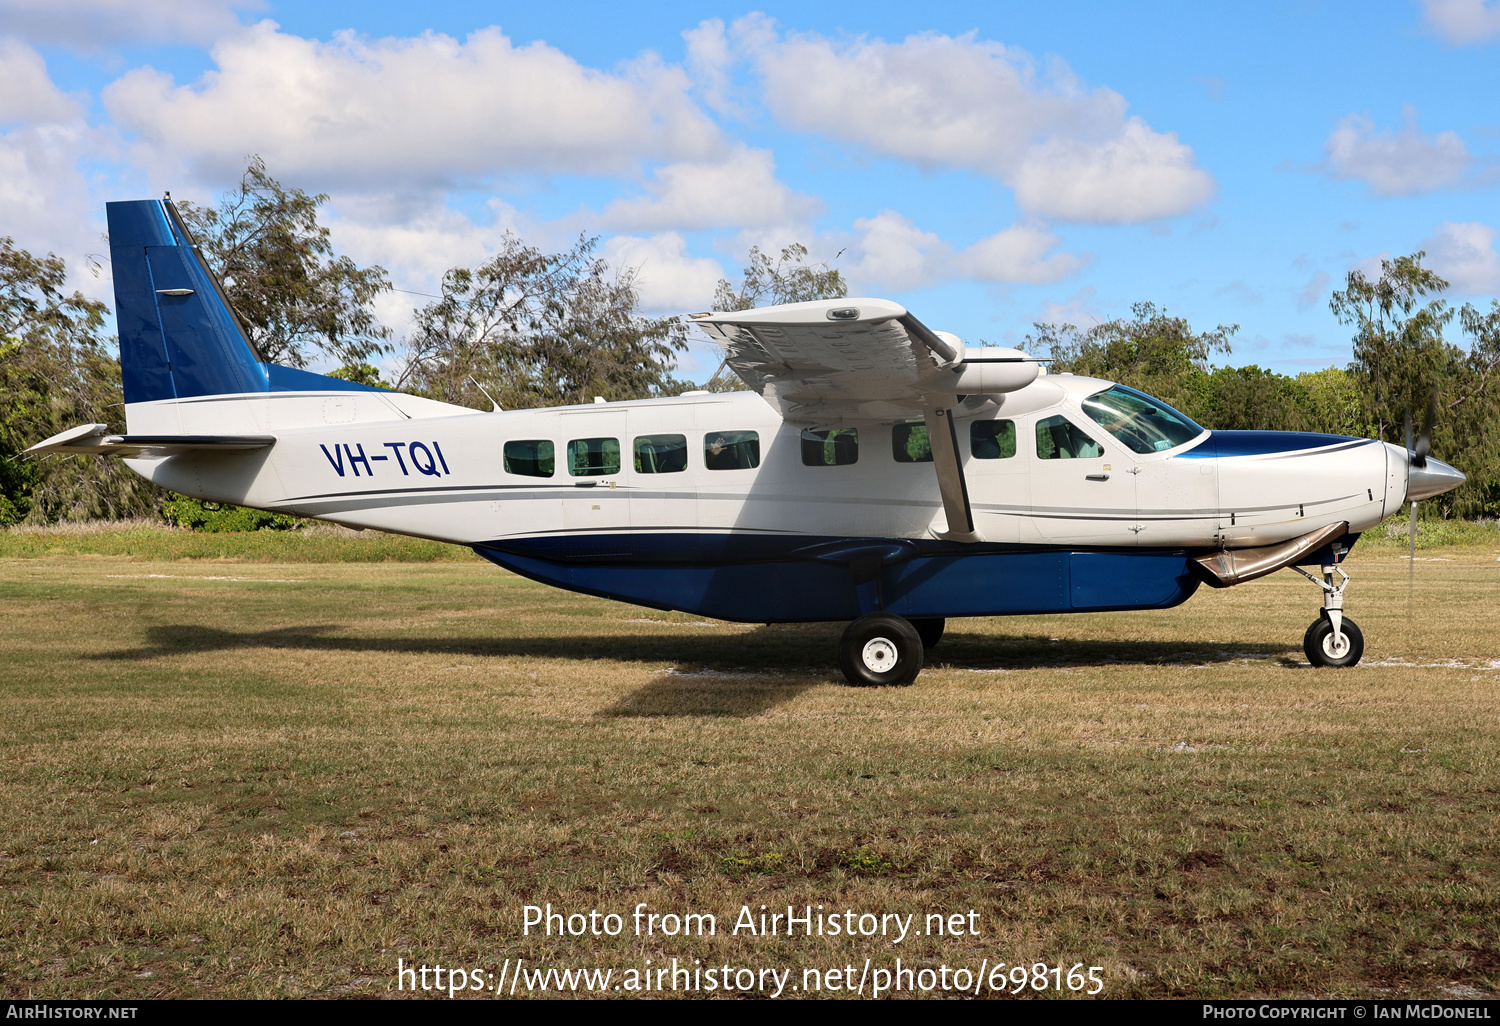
left=912, top=617, right=945, bottom=651
left=839, top=613, right=924, bottom=687
left=1304, top=615, right=1364, bottom=667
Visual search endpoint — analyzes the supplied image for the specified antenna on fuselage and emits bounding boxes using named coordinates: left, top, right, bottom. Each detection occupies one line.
left=467, top=375, right=502, bottom=412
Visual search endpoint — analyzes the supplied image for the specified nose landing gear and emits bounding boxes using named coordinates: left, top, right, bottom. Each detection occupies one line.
left=1292, top=562, right=1364, bottom=667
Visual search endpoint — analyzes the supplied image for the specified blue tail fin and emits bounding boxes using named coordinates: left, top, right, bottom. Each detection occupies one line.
left=107, top=198, right=375, bottom=404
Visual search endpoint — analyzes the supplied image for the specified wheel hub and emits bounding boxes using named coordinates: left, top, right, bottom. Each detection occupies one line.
left=861, top=637, right=898, bottom=673
left=1323, top=631, right=1350, bottom=659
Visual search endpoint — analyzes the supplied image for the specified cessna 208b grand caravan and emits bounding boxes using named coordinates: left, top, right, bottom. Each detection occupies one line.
left=30, top=198, right=1468, bottom=685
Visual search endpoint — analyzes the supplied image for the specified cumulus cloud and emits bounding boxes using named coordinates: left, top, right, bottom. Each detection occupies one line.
left=0, top=0, right=261, bottom=48
left=103, top=21, right=722, bottom=189
left=0, top=40, right=82, bottom=124
left=599, top=232, right=726, bottom=313
left=1418, top=0, right=1500, bottom=45
left=959, top=222, right=1088, bottom=284
left=1036, top=286, right=1105, bottom=328
left=1421, top=221, right=1500, bottom=294
left=1296, top=271, right=1331, bottom=311
left=1324, top=108, right=1472, bottom=196
left=712, top=18, right=1213, bottom=224
left=839, top=210, right=1086, bottom=292
left=599, top=146, right=822, bottom=232
left=841, top=210, right=948, bottom=291
left=1012, top=119, right=1213, bottom=223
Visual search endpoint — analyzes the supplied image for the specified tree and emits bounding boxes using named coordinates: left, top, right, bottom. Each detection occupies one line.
left=399, top=233, right=690, bottom=410
left=702, top=243, right=848, bottom=391
left=1330, top=253, right=1451, bottom=444
left=1031, top=302, right=1238, bottom=421
left=711, top=243, right=846, bottom=312
left=0, top=238, right=160, bottom=523
left=177, top=156, right=392, bottom=369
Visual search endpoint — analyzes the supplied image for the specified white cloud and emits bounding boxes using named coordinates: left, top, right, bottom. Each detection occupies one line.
left=734, top=20, right=1213, bottom=224
left=959, top=223, right=1088, bottom=285
left=599, top=146, right=822, bottom=232
left=0, top=40, right=83, bottom=124
left=1296, top=271, right=1331, bottom=311
left=1012, top=118, right=1214, bottom=223
left=1036, top=286, right=1104, bottom=328
left=0, top=0, right=260, bottom=48
left=1419, top=0, right=1500, bottom=45
left=841, top=210, right=949, bottom=291
left=682, top=18, right=741, bottom=118
left=840, top=210, right=1086, bottom=292
left=1421, top=221, right=1500, bottom=294
left=1324, top=108, right=1472, bottom=196
left=599, top=233, right=726, bottom=313
left=0, top=43, right=107, bottom=295
left=103, top=21, right=723, bottom=190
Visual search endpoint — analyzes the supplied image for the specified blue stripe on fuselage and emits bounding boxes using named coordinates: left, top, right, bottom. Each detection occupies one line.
left=1176, top=431, right=1364, bottom=459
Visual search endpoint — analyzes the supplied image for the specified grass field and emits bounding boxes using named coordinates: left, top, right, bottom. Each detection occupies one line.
left=1, top=524, right=1498, bottom=1000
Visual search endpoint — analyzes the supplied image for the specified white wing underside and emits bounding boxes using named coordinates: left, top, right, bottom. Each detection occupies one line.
left=695, top=298, right=1034, bottom=426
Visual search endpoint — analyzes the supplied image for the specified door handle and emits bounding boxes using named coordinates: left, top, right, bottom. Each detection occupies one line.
left=1086, top=473, right=1110, bottom=481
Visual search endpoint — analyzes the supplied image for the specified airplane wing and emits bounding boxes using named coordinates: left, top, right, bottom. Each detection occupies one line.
left=694, top=298, right=1043, bottom=544
left=692, top=298, right=1040, bottom=425
left=24, top=423, right=275, bottom=459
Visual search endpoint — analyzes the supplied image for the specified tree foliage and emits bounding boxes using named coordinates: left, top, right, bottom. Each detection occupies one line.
left=0, top=238, right=162, bottom=523
left=399, top=233, right=690, bottom=410
left=177, top=155, right=392, bottom=369
left=702, top=243, right=848, bottom=391
left=712, top=243, right=846, bottom=313
left=1330, top=253, right=1452, bottom=443
left=1031, top=302, right=1238, bottom=417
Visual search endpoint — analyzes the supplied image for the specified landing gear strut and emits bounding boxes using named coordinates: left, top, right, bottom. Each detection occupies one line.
left=1292, top=562, right=1364, bottom=667
left=839, top=613, right=925, bottom=686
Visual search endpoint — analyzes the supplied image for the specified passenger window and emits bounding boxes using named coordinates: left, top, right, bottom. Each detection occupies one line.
left=970, top=420, right=1016, bottom=459
left=704, top=430, right=760, bottom=470
left=503, top=439, right=554, bottom=477
left=1035, top=416, right=1105, bottom=460
left=801, top=427, right=859, bottom=466
left=891, top=421, right=932, bottom=463
left=567, top=437, right=620, bottom=476
left=634, top=434, right=688, bottom=474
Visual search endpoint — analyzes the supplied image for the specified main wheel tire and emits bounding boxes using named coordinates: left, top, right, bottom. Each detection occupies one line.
left=912, top=617, right=945, bottom=651
left=1303, top=615, right=1364, bottom=667
left=839, top=613, right=924, bottom=687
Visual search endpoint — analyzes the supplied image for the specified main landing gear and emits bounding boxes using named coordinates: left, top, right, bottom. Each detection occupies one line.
left=1292, top=562, right=1364, bottom=667
left=839, top=614, right=943, bottom=686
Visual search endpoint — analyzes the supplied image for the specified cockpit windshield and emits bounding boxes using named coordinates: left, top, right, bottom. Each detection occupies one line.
left=1081, top=384, right=1204, bottom=454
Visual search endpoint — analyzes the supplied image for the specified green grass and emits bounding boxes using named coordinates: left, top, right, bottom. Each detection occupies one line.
left=0, top=521, right=477, bottom=563
left=1, top=532, right=1498, bottom=999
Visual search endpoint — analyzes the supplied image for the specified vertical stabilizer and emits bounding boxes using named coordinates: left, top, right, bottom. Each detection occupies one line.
left=107, top=199, right=268, bottom=404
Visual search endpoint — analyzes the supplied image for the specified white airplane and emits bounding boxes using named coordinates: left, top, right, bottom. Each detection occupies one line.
left=31, top=198, right=1467, bottom=686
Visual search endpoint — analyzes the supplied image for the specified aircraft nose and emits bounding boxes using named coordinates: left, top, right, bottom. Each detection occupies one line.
left=1409, top=456, right=1466, bottom=501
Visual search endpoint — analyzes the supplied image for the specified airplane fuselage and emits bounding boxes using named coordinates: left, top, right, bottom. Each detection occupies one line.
left=121, top=374, right=1404, bottom=624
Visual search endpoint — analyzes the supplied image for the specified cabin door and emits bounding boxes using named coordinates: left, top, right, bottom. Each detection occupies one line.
left=1025, top=412, right=1139, bottom=546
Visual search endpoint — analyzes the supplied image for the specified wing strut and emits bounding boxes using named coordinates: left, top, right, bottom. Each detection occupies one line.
left=924, top=408, right=981, bottom=543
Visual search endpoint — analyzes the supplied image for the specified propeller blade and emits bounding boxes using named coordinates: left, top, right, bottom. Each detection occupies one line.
left=1414, top=390, right=1436, bottom=469
left=1408, top=498, right=1418, bottom=610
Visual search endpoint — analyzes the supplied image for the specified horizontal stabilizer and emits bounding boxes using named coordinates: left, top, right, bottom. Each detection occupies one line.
left=25, top=423, right=275, bottom=459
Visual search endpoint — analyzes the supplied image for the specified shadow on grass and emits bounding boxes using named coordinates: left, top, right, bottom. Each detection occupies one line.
left=91, top=622, right=1296, bottom=673
left=598, top=673, right=821, bottom=718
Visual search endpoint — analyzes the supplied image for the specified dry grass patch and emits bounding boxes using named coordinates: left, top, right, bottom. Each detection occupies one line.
left=0, top=548, right=1497, bottom=999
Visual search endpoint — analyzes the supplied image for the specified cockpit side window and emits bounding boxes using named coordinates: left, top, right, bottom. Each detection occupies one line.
left=1081, top=384, right=1203, bottom=454
left=1035, top=415, right=1105, bottom=460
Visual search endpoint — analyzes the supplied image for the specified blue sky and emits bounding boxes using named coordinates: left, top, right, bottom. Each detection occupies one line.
left=2, top=0, right=1497, bottom=382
